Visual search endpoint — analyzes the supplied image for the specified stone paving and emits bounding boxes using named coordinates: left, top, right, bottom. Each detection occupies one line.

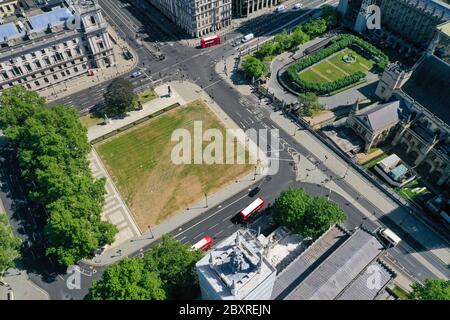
left=88, top=150, right=141, bottom=250
left=0, top=269, right=49, bottom=300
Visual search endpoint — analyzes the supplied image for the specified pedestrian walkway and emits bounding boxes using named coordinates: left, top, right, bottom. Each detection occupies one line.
left=0, top=268, right=49, bottom=300
left=39, top=26, right=138, bottom=102
left=83, top=81, right=269, bottom=266
left=88, top=150, right=141, bottom=249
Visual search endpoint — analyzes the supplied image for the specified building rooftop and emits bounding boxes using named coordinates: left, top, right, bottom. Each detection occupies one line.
left=28, top=6, right=72, bottom=31
left=284, top=228, right=385, bottom=300
left=357, top=100, right=401, bottom=132
left=402, top=55, right=450, bottom=126
left=196, top=230, right=277, bottom=300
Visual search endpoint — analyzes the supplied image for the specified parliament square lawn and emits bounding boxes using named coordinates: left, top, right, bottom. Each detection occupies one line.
left=299, top=48, right=375, bottom=84
left=95, top=100, right=253, bottom=229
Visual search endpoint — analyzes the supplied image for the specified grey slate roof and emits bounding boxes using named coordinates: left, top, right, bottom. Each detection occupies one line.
left=337, top=261, right=394, bottom=300
left=402, top=55, right=450, bottom=126
left=285, top=229, right=384, bottom=300
left=357, top=100, right=401, bottom=132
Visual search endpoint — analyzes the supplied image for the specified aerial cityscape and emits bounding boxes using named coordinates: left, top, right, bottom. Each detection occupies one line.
left=0, top=0, right=449, bottom=305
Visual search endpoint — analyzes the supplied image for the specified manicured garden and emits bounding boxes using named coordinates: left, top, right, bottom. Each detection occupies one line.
left=285, top=34, right=389, bottom=96
left=241, top=6, right=340, bottom=79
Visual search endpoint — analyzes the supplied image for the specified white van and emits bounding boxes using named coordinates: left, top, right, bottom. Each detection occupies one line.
left=242, top=33, right=254, bottom=43
left=276, top=5, right=286, bottom=12
left=378, top=228, right=401, bottom=247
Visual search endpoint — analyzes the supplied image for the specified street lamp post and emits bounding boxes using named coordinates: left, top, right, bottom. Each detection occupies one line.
left=148, top=225, right=154, bottom=239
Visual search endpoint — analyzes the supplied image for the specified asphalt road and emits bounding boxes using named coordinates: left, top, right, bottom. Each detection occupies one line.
left=1, top=0, right=448, bottom=300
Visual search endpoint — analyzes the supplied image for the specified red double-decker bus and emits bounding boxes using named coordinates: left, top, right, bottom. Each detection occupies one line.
left=191, top=235, right=213, bottom=251
left=200, top=35, right=221, bottom=48
left=240, top=197, right=265, bottom=221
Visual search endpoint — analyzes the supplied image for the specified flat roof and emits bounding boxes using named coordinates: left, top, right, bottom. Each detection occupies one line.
left=28, top=7, right=72, bottom=31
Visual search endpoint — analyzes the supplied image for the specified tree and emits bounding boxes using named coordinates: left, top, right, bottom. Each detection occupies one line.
left=302, top=197, right=346, bottom=238
left=87, top=257, right=166, bottom=300
left=103, top=78, right=138, bottom=117
left=410, top=279, right=450, bottom=300
left=0, top=87, right=118, bottom=267
left=144, top=235, right=203, bottom=299
left=274, top=188, right=346, bottom=238
left=298, top=92, right=322, bottom=117
left=0, top=214, right=21, bottom=276
left=291, top=27, right=310, bottom=46
left=274, top=31, right=293, bottom=51
left=242, top=56, right=267, bottom=79
left=86, top=235, right=203, bottom=300
left=274, top=188, right=311, bottom=231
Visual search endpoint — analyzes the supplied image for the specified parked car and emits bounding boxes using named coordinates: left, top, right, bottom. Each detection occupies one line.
left=294, top=3, right=302, bottom=9
left=131, top=70, right=142, bottom=78
left=249, top=187, right=261, bottom=197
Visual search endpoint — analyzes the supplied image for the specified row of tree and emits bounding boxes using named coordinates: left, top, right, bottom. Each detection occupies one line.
left=0, top=214, right=21, bottom=277
left=87, top=235, right=203, bottom=300
left=242, top=6, right=340, bottom=79
left=0, top=87, right=117, bottom=266
left=274, top=188, right=346, bottom=238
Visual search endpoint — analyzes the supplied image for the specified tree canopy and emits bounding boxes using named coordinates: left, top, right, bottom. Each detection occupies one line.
left=87, top=235, right=203, bottom=300
left=274, top=188, right=346, bottom=238
left=410, top=279, right=450, bottom=300
left=103, top=78, right=138, bottom=117
left=242, top=56, right=267, bottom=79
left=0, top=86, right=117, bottom=266
left=0, top=214, right=22, bottom=276
left=298, top=92, right=323, bottom=117
left=87, top=257, right=166, bottom=300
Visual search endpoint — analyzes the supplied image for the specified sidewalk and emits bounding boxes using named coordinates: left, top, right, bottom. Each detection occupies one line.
left=39, top=26, right=138, bottom=102
left=0, top=269, right=49, bottom=300
left=83, top=81, right=269, bottom=266
left=268, top=111, right=450, bottom=271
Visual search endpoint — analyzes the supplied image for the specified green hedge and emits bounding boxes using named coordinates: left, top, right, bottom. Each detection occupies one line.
left=285, top=34, right=389, bottom=95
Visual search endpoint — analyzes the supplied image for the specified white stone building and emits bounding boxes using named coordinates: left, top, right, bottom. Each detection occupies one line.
left=149, top=0, right=232, bottom=37
left=0, top=0, right=115, bottom=92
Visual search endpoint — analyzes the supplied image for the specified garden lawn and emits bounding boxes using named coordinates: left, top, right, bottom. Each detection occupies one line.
left=96, top=100, right=253, bottom=229
left=299, top=48, right=375, bottom=84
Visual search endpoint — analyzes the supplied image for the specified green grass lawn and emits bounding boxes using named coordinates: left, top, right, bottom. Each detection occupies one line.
left=391, top=286, right=410, bottom=300
left=363, top=153, right=388, bottom=169
left=396, top=180, right=428, bottom=202
left=80, top=114, right=104, bottom=128
left=299, top=48, right=375, bottom=84
left=96, top=100, right=252, bottom=228
left=138, top=88, right=158, bottom=105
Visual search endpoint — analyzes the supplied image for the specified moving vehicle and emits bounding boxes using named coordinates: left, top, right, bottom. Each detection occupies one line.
left=294, top=3, right=302, bottom=9
left=240, top=197, right=265, bottom=221
left=276, top=5, right=286, bottom=12
left=377, top=228, right=401, bottom=247
left=192, top=235, right=213, bottom=251
left=200, top=34, right=221, bottom=48
left=131, top=70, right=142, bottom=78
left=241, top=33, right=254, bottom=43
left=249, top=187, right=261, bottom=197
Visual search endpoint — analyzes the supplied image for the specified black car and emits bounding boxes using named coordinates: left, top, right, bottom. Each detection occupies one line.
left=249, top=187, right=261, bottom=197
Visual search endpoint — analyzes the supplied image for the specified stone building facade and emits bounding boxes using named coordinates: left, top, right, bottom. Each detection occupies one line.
left=0, top=0, right=115, bottom=93
left=232, top=0, right=280, bottom=17
left=338, top=0, right=450, bottom=57
left=149, top=0, right=232, bottom=37
left=0, top=0, right=18, bottom=18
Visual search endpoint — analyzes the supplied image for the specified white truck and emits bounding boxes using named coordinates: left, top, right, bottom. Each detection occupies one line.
left=378, top=228, right=401, bottom=247
left=242, top=33, right=254, bottom=43
left=276, top=5, right=286, bottom=12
